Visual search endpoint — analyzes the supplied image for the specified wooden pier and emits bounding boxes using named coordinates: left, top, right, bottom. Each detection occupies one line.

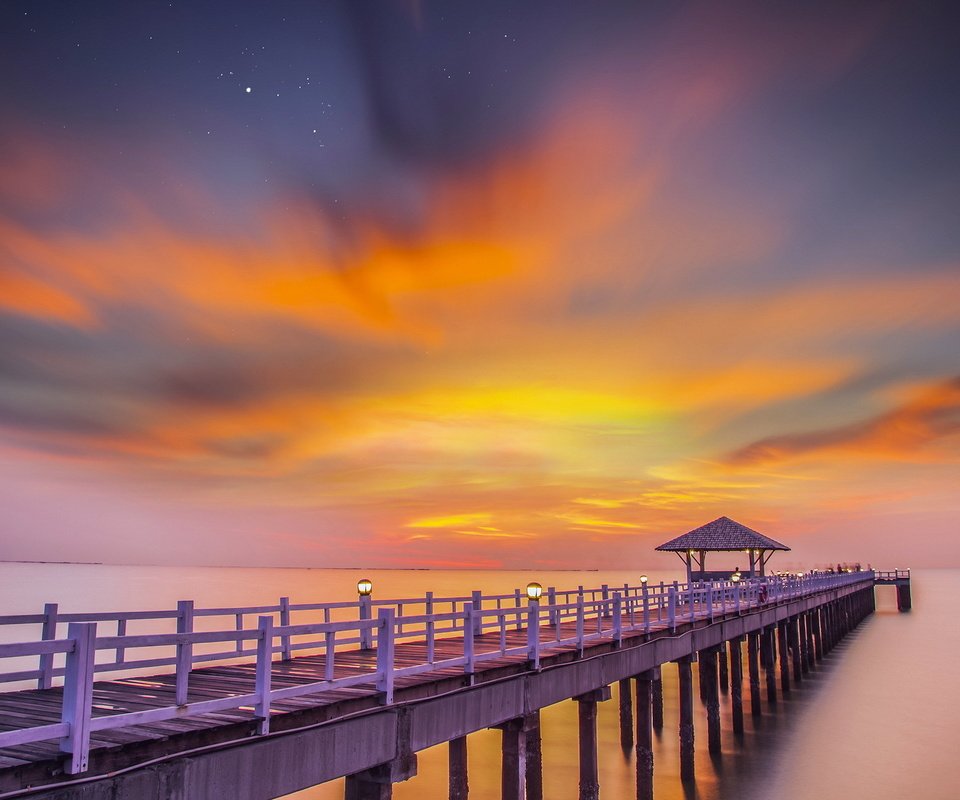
left=0, top=570, right=898, bottom=799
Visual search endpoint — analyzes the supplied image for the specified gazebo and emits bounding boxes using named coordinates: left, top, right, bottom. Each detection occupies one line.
left=656, top=516, right=790, bottom=583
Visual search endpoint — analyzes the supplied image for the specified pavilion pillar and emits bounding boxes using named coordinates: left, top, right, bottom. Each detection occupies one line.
left=677, top=656, right=696, bottom=782
left=449, top=737, right=468, bottom=800
left=618, top=678, right=633, bottom=751
left=729, top=636, right=744, bottom=734
left=747, top=631, right=762, bottom=717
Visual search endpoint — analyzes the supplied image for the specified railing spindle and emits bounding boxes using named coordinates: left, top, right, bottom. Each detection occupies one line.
left=279, top=596, right=292, bottom=660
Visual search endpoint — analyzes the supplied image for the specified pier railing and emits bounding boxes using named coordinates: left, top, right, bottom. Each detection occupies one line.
left=873, top=569, right=910, bottom=581
left=0, top=570, right=874, bottom=774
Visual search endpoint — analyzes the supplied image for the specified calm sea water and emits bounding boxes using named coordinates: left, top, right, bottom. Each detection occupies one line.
left=0, top=565, right=956, bottom=799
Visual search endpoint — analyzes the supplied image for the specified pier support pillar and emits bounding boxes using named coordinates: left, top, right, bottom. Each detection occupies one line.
left=698, top=653, right=709, bottom=703
left=729, top=636, right=744, bottom=734
left=777, top=621, right=791, bottom=694
left=525, top=711, right=543, bottom=800
left=575, top=687, right=610, bottom=800
left=812, top=609, right=823, bottom=661
left=676, top=656, right=696, bottom=782
left=718, top=643, right=729, bottom=695
left=747, top=632, right=762, bottom=717
left=618, top=678, right=633, bottom=751
left=762, top=627, right=777, bottom=705
left=635, top=668, right=657, bottom=800
left=790, top=616, right=803, bottom=683
left=896, top=583, right=912, bottom=611
left=449, top=737, right=468, bottom=800
left=652, top=676, right=664, bottom=730
left=345, top=754, right=417, bottom=800
left=700, top=647, right=721, bottom=754
left=498, top=718, right=528, bottom=800
left=801, top=613, right=813, bottom=672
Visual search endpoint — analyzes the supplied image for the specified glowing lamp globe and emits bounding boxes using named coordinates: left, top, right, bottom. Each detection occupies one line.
left=640, top=574, right=649, bottom=585
left=526, top=582, right=543, bottom=601
left=357, top=578, right=373, bottom=596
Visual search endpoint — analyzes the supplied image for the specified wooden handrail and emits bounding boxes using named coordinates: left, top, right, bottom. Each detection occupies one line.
left=0, top=570, right=878, bottom=774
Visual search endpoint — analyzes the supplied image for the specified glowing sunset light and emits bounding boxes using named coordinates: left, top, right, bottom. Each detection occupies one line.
left=1, top=2, right=957, bottom=569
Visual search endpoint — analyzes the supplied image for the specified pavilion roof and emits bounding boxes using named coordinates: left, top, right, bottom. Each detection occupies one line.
left=655, top=516, right=790, bottom=552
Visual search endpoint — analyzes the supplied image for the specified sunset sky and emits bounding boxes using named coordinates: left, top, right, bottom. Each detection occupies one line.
left=1, top=1, right=958, bottom=569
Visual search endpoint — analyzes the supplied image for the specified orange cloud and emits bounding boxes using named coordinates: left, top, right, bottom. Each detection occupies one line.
left=727, top=377, right=960, bottom=466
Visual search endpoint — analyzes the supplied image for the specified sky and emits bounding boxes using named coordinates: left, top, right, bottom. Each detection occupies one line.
left=1, top=1, right=958, bottom=569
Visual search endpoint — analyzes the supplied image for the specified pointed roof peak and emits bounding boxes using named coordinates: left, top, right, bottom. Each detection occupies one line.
left=655, top=516, right=790, bottom=552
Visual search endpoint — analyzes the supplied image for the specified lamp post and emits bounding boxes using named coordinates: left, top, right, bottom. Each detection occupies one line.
left=357, top=578, right=373, bottom=650
left=526, top=582, right=542, bottom=668
left=640, top=574, right=650, bottom=632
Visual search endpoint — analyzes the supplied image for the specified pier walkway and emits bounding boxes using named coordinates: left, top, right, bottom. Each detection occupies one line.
left=0, top=570, right=893, bottom=799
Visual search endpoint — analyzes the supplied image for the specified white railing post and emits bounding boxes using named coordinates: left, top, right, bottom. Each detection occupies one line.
left=376, top=608, right=395, bottom=704
left=601, top=584, right=610, bottom=616
left=471, top=590, right=483, bottom=636
left=687, top=583, right=695, bottom=623
left=60, top=622, right=95, bottom=774
left=576, top=590, right=585, bottom=652
left=514, top=588, right=523, bottom=631
left=642, top=584, right=650, bottom=633
left=255, top=615, right=273, bottom=735
left=38, top=602, right=59, bottom=690
left=612, top=592, right=622, bottom=645
left=735, top=583, right=741, bottom=614
left=279, top=596, right=292, bottom=661
left=547, top=586, right=558, bottom=627
left=706, top=584, right=714, bottom=622
left=175, top=600, right=194, bottom=706
left=359, top=593, right=373, bottom=650
left=668, top=587, right=677, bottom=631
left=527, top=599, right=540, bottom=670
left=425, top=591, right=435, bottom=663
left=462, top=603, right=475, bottom=675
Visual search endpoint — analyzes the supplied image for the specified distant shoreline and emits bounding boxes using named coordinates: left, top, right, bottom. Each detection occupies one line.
left=0, top=561, right=597, bottom=571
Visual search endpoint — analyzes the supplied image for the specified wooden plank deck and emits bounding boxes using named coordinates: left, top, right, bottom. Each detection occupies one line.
left=0, top=607, right=693, bottom=777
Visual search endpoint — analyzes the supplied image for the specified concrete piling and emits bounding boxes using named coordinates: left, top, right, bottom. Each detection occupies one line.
left=575, top=687, right=610, bottom=800
left=729, top=636, right=744, bottom=734
left=747, top=631, right=762, bottom=717
left=677, top=657, right=696, bottom=782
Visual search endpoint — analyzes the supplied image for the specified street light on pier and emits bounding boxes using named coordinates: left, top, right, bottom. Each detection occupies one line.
left=357, top=578, right=373, bottom=650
